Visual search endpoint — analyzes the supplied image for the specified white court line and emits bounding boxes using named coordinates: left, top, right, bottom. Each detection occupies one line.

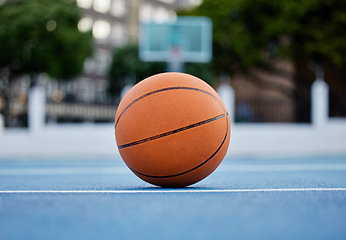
left=1, top=188, right=346, bottom=194
left=219, top=163, right=346, bottom=172
left=0, top=167, right=130, bottom=175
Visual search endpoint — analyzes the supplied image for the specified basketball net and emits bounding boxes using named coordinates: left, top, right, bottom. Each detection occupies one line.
left=168, top=47, right=183, bottom=72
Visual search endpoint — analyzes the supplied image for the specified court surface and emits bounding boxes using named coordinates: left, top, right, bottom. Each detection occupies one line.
left=1, top=155, right=346, bottom=240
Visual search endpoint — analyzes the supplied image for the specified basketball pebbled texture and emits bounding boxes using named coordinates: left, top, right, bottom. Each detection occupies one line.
left=114, top=72, right=231, bottom=187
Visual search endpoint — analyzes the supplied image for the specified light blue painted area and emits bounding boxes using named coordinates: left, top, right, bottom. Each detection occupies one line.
left=139, top=16, right=212, bottom=63
left=0, top=157, right=346, bottom=240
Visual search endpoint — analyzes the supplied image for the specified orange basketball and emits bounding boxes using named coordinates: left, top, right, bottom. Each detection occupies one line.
left=114, top=72, right=230, bottom=187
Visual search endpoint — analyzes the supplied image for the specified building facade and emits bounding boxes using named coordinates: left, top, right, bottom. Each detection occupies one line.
left=45, top=0, right=202, bottom=105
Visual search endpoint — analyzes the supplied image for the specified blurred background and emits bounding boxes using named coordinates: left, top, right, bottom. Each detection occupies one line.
left=0, top=0, right=345, bottom=157
left=1, top=3, right=345, bottom=239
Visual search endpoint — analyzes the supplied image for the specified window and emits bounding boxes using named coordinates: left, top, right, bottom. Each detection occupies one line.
left=77, top=78, right=93, bottom=103
left=112, top=24, right=127, bottom=46
left=93, top=0, right=111, bottom=13
left=111, top=0, right=126, bottom=17
left=153, top=7, right=168, bottom=23
left=139, top=3, right=152, bottom=22
left=76, top=0, right=92, bottom=9
left=92, top=20, right=111, bottom=40
left=95, top=80, right=108, bottom=103
left=78, top=17, right=93, bottom=32
left=191, top=0, right=203, bottom=6
left=94, top=50, right=111, bottom=75
left=185, top=0, right=202, bottom=7
left=83, top=58, right=95, bottom=73
left=158, top=0, right=175, bottom=3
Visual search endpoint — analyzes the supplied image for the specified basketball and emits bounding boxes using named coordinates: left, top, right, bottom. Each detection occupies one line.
left=114, top=72, right=230, bottom=187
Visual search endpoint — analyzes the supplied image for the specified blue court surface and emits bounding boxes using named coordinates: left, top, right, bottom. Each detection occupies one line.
left=1, top=156, right=346, bottom=240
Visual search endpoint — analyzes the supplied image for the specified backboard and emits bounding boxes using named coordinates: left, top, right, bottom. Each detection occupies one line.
left=139, top=16, right=212, bottom=64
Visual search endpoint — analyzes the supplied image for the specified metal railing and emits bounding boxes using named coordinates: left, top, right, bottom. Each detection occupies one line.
left=235, top=97, right=295, bottom=123
left=45, top=102, right=116, bottom=123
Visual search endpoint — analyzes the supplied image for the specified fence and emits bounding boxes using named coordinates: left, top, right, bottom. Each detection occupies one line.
left=46, top=102, right=116, bottom=123
left=235, top=98, right=294, bottom=123
left=329, top=89, right=346, bottom=118
left=25, top=80, right=328, bottom=130
left=1, top=79, right=345, bottom=128
left=1, top=80, right=346, bottom=157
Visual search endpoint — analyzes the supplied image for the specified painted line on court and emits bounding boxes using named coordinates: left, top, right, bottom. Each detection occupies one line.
left=1, top=188, right=346, bottom=194
left=219, top=163, right=346, bottom=172
left=0, top=167, right=131, bottom=175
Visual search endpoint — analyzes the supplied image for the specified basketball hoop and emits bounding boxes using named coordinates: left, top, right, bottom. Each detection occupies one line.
left=168, top=47, right=183, bottom=72
left=139, top=16, right=212, bottom=71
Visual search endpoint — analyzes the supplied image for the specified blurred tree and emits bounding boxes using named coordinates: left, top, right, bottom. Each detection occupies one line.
left=183, top=0, right=346, bottom=121
left=108, top=44, right=165, bottom=98
left=108, top=44, right=215, bottom=98
left=185, top=62, right=215, bottom=86
left=0, top=0, right=93, bottom=127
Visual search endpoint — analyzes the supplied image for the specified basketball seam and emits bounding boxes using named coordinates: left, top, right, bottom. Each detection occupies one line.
left=127, top=116, right=229, bottom=179
left=118, top=113, right=227, bottom=150
left=115, top=85, right=229, bottom=179
left=114, top=86, right=227, bottom=130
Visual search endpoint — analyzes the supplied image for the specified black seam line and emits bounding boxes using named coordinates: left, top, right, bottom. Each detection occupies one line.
left=118, top=113, right=228, bottom=150
left=114, top=86, right=227, bottom=130
left=127, top=115, right=229, bottom=179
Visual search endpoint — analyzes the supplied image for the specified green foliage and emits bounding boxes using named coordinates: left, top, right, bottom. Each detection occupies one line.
left=280, top=0, right=346, bottom=66
left=0, top=0, right=93, bottom=127
left=108, top=44, right=216, bottom=97
left=180, top=0, right=346, bottom=121
left=185, top=62, right=215, bottom=86
left=108, top=44, right=165, bottom=96
left=0, top=0, right=93, bottom=81
left=183, top=0, right=346, bottom=73
left=182, top=0, right=275, bottom=73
